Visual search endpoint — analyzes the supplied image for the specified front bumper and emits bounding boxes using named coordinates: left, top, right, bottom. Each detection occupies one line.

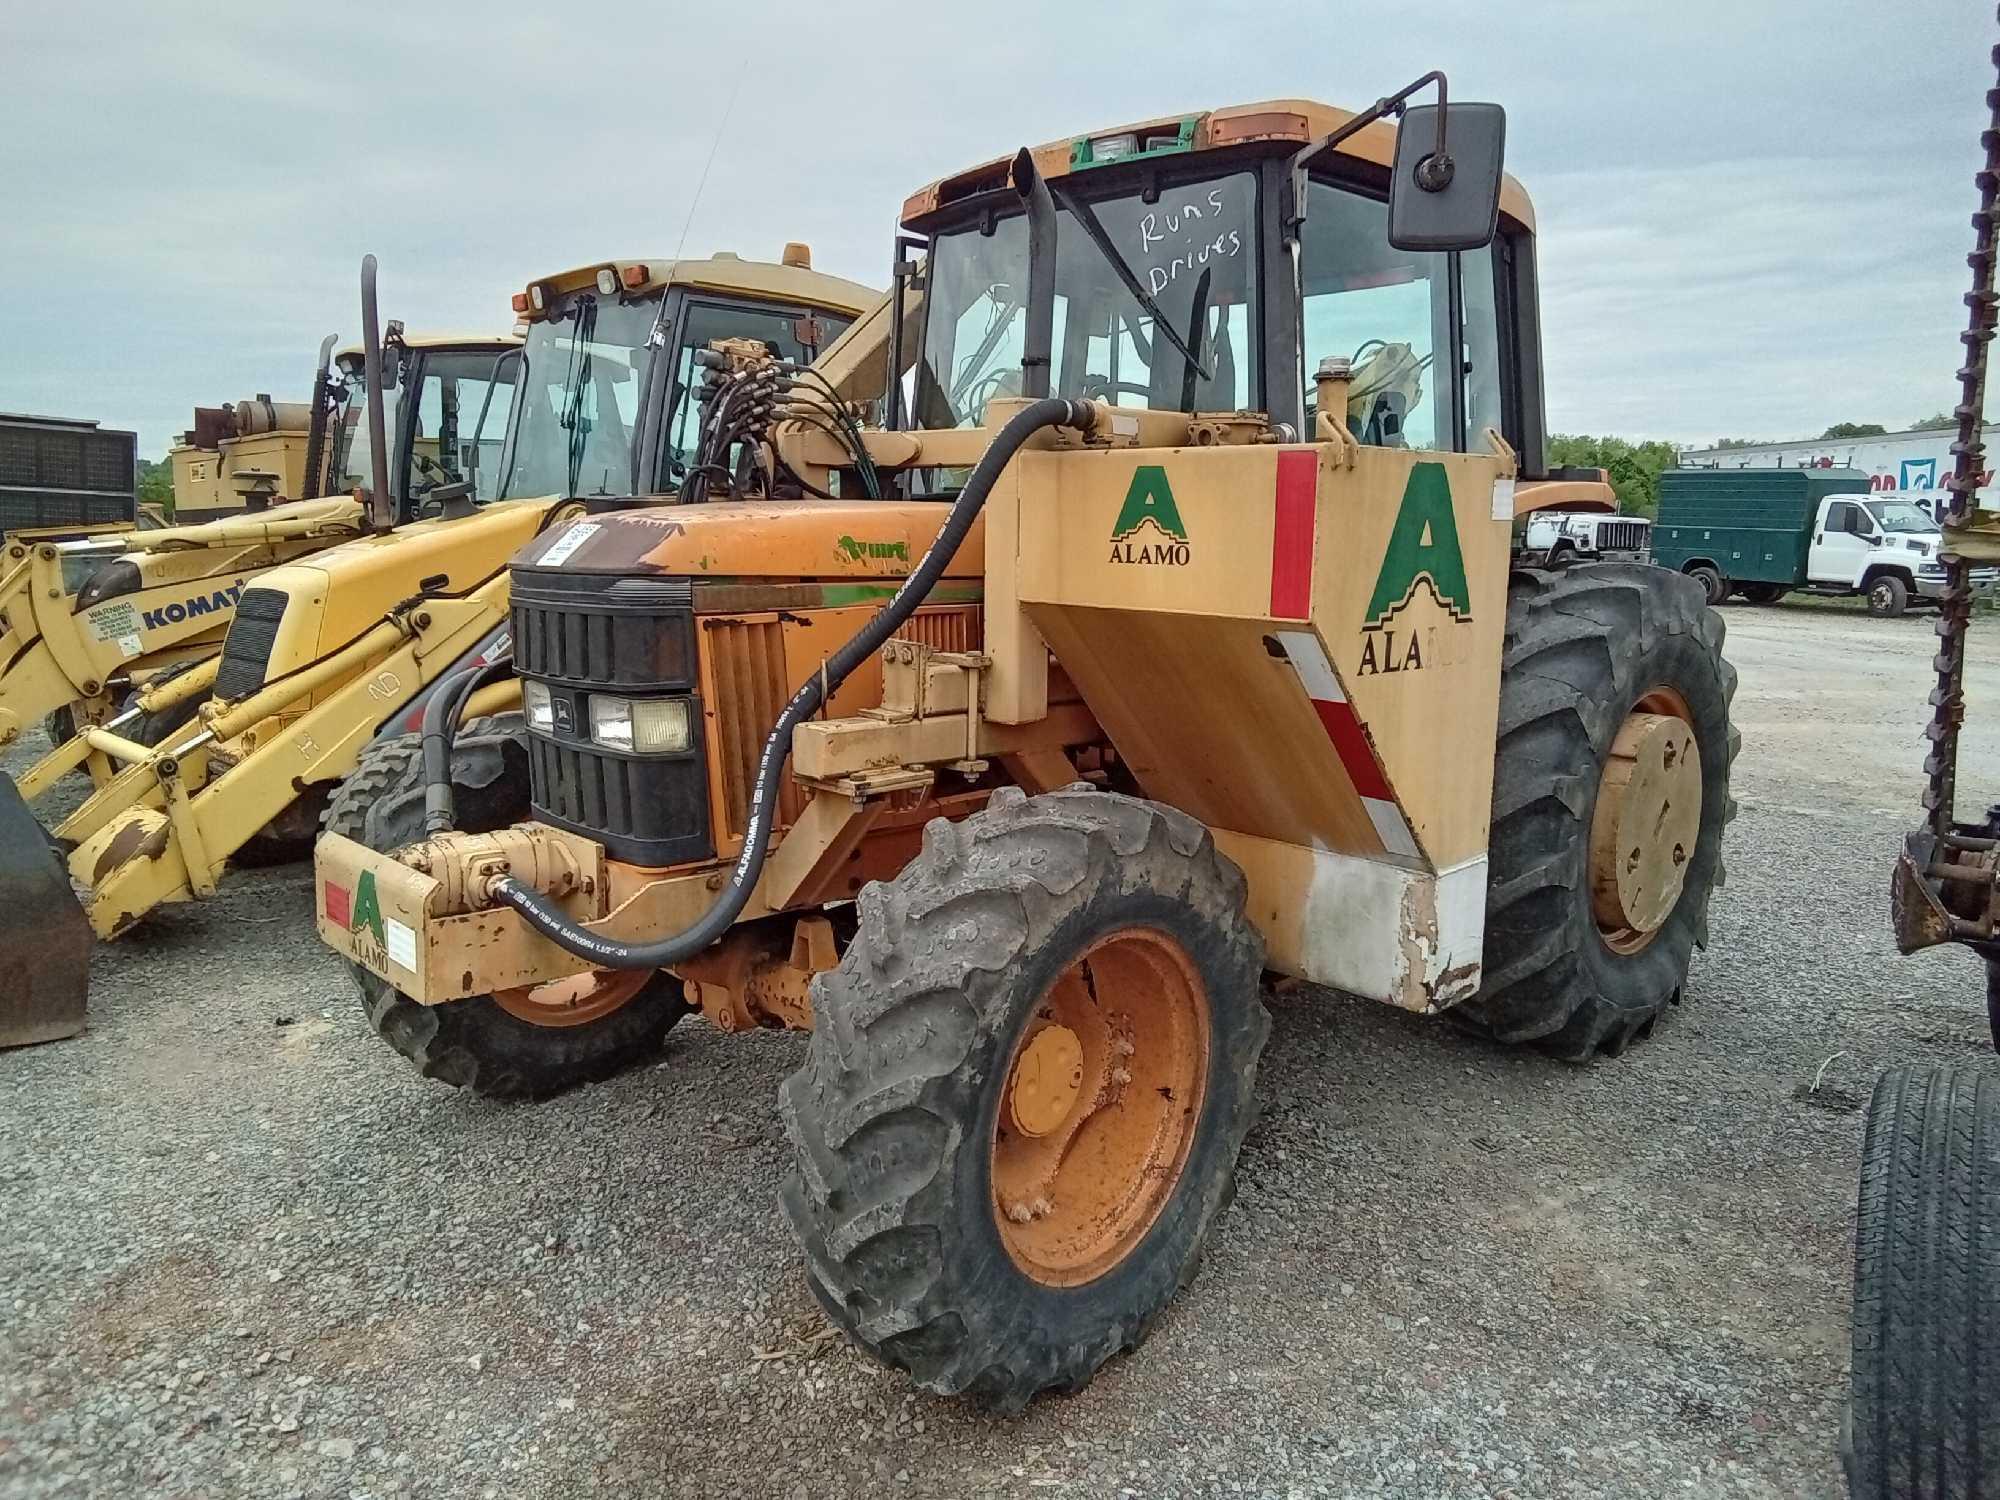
left=1916, top=566, right=2000, bottom=600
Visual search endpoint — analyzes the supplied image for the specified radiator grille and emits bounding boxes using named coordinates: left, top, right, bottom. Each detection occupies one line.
left=704, top=617, right=804, bottom=845
left=213, top=588, right=288, bottom=701
left=704, top=604, right=983, bottom=844
left=1596, top=519, right=1651, bottom=553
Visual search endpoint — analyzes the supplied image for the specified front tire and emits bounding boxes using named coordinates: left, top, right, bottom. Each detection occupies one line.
left=325, top=714, right=689, bottom=1099
left=1453, top=563, right=1738, bottom=1060
left=1685, top=563, right=1728, bottom=607
left=1847, top=1066, right=2000, bottom=1499
left=1867, top=574, right=1910, bottom=618
left=780, top=785, right=1268, bottom=1411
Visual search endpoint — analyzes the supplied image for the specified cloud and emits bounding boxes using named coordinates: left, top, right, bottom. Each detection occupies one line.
left=0, top=0, right=1991, bottom=456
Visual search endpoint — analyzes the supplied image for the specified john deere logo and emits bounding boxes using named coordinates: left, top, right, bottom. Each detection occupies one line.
left=1359, top=462, right=1471, bottom=677
left=1108, top=465, right=1191, bottom=566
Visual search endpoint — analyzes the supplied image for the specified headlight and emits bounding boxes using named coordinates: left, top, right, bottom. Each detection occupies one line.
left=589, top=694, right=692, bottom=754
left=522, top=680, right=553, bottom=732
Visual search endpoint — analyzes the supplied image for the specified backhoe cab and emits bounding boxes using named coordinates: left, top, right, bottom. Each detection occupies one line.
left=318, top=84, right=1736, bottom=1410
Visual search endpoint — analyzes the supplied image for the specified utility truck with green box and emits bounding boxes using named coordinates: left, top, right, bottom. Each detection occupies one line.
left=1653, top=466, right=1994, bottom=615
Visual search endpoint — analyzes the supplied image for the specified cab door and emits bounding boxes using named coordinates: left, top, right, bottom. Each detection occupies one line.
left=1808, top=498, right=1874, bottom=585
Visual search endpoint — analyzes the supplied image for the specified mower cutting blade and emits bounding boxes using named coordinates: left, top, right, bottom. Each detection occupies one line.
left=0, top=776, right=90, bottom=1045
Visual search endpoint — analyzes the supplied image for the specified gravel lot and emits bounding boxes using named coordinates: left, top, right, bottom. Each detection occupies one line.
left=3, top=598, right=1995, bottom=1500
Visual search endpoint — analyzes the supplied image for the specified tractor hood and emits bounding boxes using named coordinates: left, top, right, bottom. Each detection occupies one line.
left=512, top=500, right=985, bottom=583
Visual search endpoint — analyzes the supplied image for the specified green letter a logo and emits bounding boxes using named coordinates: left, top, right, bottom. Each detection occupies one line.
left=351, top=869, right=386, bottom=947
left=1364, top=463, right=1471, bottom=626
left=1110, top=466, right=1188, bottom=542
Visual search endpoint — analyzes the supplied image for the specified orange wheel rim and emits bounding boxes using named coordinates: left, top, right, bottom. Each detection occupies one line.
left=1590, top=686, right=1701, bottom=956
left=492, top=970, right=648, bottom=1029
left=990, top=926, right=1209, bottom=1288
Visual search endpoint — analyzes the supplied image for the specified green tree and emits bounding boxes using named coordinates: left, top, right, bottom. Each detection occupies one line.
left=1713, top=437, right=1763, bottom=449
left=136, top=457, right=174, bottom=515
left=1911, top=411, right=1959, bottom=431
left=1820, top=422, right=1888, bottom=439
left=1546, top=434, right=1680, bottom=518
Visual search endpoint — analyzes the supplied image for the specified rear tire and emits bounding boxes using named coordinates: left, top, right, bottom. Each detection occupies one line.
left=325, top=714, right=689, bottom=1099
left=1846, top=1065, right=2000, bottom=1499
left=1735, top=582, right=1788, bottom=605
left=780, top=785, right=1267, bottom=1412
left=1867, top=574, right=1911, bottom=618
left=1685, top=563, right=1728, bottom=607
left=1453, top=563, right=1738, bottom=1060
left=41, top=707, right=76, bottom=750
left=130, top=659, right=206, bottom=748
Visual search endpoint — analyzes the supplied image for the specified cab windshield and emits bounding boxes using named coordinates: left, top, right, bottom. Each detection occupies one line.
left=913, top=170, right=1259, bottom=427
left=1866, top=499, right=1940, bottom=535
left=495, top=291, right=659, bottom=500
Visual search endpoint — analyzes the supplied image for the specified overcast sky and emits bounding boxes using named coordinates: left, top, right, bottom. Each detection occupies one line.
left=0, top=1, right=1988, bottom=457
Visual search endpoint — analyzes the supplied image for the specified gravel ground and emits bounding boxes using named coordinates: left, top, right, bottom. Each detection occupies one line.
left=2, top=597, right=1993, bottom=1500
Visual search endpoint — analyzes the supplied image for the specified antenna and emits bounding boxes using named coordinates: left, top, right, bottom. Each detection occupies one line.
left=671, top=55, right=751, bottom=269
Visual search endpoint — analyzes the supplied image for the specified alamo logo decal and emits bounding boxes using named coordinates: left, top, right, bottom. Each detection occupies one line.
left=1107, top=465, right=1190, bottom=566
left=1359, top=462, right=1471, bottom=677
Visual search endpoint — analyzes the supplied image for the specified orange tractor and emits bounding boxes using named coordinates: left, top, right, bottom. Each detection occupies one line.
left=317, top=76, right=1736, bottom=1408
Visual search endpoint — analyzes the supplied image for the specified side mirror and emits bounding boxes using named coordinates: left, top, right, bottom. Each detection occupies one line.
left=1388, top=103, right=1507, bottom=252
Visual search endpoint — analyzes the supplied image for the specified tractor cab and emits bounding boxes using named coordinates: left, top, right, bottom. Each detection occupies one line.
left=894, top=97, right=1548, bottom=476
left=329, top=331, right=523, bottom=519
left=488, top=251, right=876, bottom=505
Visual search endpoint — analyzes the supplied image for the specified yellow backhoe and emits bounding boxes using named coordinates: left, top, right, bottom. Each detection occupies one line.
left=0, top=249, right=878, bottom=1047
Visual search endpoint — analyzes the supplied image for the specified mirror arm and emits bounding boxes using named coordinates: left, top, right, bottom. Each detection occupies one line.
left=1291, top=69, right=1453, bottom=190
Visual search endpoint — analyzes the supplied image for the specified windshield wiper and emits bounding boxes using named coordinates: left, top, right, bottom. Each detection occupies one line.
left=560, top=301, right=597, bottom=498
left=1049, top=182, right=1213, bottom=385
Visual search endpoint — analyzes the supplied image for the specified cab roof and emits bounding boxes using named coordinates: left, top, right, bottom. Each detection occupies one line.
left=519, top=254, right=879, bottom=323
left=900, top=97, right=1535, bottom=234
left=335, top=332, right=522, bottom=360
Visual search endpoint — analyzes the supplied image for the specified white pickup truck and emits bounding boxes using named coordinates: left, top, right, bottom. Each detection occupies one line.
left=1797, top=496, right=1994, bottom=616
left=1518, top=510, right=1651, bottom=565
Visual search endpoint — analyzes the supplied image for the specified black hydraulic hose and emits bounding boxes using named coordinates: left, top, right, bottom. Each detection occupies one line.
left=421, top=657, right=514, bottom=835
left=489, top=395, right=1098, bottom=969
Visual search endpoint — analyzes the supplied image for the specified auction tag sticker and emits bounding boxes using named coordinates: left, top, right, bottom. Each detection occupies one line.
left=383, top=917, right=418, bottom=973
left=1490, top=477, right=1517, bottom=521
left=539, top=522, right=600, bottom=568
left=86, top=601, right=140, bottom=642
left=116, top=633, right=143, bottom=659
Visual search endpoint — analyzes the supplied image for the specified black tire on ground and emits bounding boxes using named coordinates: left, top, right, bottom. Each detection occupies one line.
left=42, top=706, right=76, bottom=750
left=1685, top=563, right=1728, bottom=608
left=1735, top=582, right=1789, bottom=605
left=323, top=713, right=689, bottom=1099
left=1546, top=542, right=1576, bottom=567
left=1867, top=574, right=1911, bottom=618
left=1846, top=1065, right=2000, bottom=1499
left=131, top=659, right=207, bottom=747
left=1452, top=563, right=1739, bottom=1060
left=779, top=784, right=1269, bottom=1412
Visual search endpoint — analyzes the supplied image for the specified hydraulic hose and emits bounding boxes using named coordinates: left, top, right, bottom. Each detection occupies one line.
left=420, top=656, right=515, bottom=835
left=488, top=395, right=1098, bottom=969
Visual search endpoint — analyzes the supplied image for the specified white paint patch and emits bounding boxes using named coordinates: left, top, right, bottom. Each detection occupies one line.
left=1362, top=797, right=1421, bottom=861
left=538, top=522, right=600, bottom=567
left=384, top=918, right=418, bottom=973
left=1428, top=856, right=1490, bottom=1004
left=1275, top=629, right=1342, bottom=702
left=1491, top=476, right=1517, bottom=521
left=1292, top=849, right=1487, bottom=1009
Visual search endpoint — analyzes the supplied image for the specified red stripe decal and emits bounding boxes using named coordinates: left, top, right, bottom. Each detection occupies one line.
left=1269, top=450, right=1317, bottom=619
left=1310, top=697, right=1394, bottom=803
left=324, top=881, right=351, bottom=930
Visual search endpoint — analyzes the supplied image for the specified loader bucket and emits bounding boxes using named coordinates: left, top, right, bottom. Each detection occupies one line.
left=0, top=776, right=90, bottom=1045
